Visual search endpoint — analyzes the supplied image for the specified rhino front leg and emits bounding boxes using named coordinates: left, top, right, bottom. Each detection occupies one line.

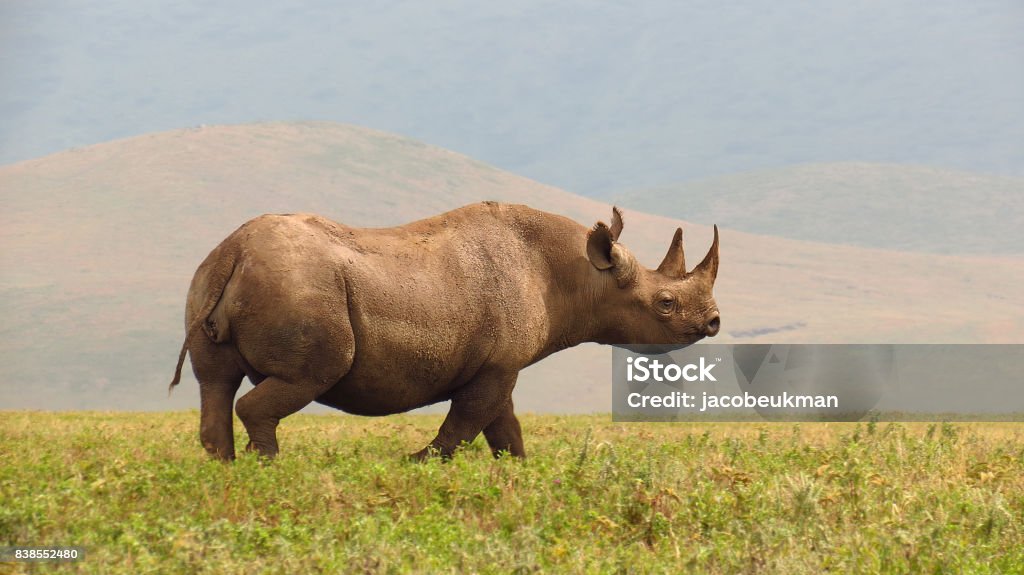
left=483, top=399, right=525, bottom=458
left=412, top=370, right=518, bottom=460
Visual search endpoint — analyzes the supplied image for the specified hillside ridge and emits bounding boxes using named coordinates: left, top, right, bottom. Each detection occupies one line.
left=611, top=161, right=1024, bottom=255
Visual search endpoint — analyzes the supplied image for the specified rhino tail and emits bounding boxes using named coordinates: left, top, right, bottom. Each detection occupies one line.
left=168, top=244, right=239, bottom=396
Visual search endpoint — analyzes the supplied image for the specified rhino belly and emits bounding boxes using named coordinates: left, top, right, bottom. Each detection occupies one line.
left=314, top=369, right=456, bottom=415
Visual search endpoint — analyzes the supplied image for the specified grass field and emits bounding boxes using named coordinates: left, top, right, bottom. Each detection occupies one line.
left=1, top=412, right=1022, bottom=574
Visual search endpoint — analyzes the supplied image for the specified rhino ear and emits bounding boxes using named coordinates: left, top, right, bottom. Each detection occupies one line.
left=610, top=207, right=624, bottom=241
left=587, top=222, right=615, bottom=270
left=587, top=207, right=624, bottom=269
left=587, top=221, right=638, bottom=287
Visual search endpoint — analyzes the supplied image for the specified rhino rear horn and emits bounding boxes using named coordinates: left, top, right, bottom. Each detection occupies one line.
left=690, top=225, right=719, bottom=282
left=656, top=227, right=685, bottom=278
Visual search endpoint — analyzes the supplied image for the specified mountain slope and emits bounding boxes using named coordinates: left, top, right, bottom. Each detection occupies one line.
left=2, top=122, right=1022, bottom=412
left=611, top=163, right=1024, bottom=254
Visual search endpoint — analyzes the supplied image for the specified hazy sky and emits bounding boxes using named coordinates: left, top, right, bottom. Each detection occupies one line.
left=2, top=0, right=1022, bottom=193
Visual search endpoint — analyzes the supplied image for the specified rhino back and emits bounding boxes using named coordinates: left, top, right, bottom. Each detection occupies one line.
left=333, top=204, right=577, bottom=410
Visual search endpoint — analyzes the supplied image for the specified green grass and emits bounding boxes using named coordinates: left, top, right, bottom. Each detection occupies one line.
left=2, top=412, right=1023, bottom=574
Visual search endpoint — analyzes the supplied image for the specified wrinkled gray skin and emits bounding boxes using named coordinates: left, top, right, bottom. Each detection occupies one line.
left=170, top=202, right=720, bottom=460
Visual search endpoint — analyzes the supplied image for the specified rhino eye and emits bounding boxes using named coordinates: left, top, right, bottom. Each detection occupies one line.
left=657, top=296, right=676, bottom=314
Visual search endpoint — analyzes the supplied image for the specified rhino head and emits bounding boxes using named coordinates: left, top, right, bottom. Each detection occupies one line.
left=586, top=207, right=720, bottom=347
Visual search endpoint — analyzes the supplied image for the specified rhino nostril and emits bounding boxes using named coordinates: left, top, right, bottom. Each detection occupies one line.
left=706, top=314, right=721, bottom=336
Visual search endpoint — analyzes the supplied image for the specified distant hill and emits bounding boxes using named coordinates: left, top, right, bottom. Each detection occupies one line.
left=611, top=163, right=1024, bottom=255
left=2, top=123, right=1023, bottom=413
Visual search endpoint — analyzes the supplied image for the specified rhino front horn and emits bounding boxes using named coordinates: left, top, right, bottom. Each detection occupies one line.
left=690, top=225, right=719, bottom=281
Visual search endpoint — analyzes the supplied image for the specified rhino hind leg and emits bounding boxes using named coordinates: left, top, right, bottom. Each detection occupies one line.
left=483, top=399, right=525, bottom=458
left=411, top=370, right=519, bottom=460
left=234, top=375, right=341, bottom=458
left=229, top=272, right=356, bottom=458
left=189, top=337, right=244, bottom=460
